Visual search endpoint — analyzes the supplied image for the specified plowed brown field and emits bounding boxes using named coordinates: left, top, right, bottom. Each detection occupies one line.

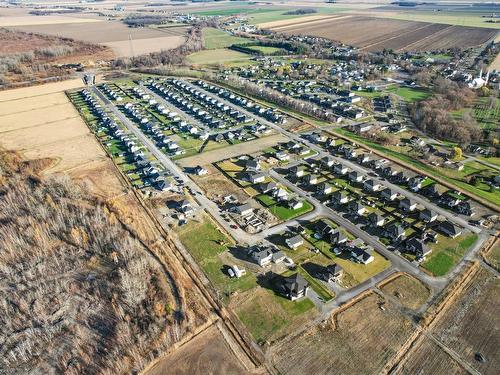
left=266, top=16, right=497, bottom=52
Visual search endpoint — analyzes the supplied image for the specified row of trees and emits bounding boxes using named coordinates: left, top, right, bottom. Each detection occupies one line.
left=112, top=24, right=205, bottom=69
left=216, top=75, right=335, bottom=121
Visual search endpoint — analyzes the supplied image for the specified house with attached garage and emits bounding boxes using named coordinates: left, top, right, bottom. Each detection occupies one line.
left=193, top=165, right=208, bottom=176
left=381, top=188, right=398, bottom=201
left=290, top=165, right=306, bottom=178
left=385, top=223, right=405, bottom=242
left=256, top=181, right=277, bottom=194
left=367, top=212, right=385, bottom=227
left=400, top=198, right=417, bottom=212
left=318, top=263, right=343, bottom=282
left=305, top=174, right=319, bottom=185
left=334, top=163, right=349, bottom=175
left=285, top=235, right=304, bottom=250
left=439, top=221, right=462, bottom=238
left=350, top=247, right=374, bottom=264
left=348, top=201, right=366, bottom=216
left=419, top=208, right=438, bottom=222
left=317, top=182, right=333, bottom=195
left=288, top=199, right=303, bottom=210
left=320, top=156, right=335, bottom=168
left=179, top=200, right=194, bottom=215
left=273, top=187, right=289, bottom=201
left=234, top=203, right=253, bottom=217
left=245, top=172, right=266, bottom=184
left=314, top=220, right=335, bottom=239
left=278, top=273, right=309, bottom=300
left=247, top=245, right=273, bottom=266
left=348, top=170, right=363, bottom=183
left=363, top=179, right=382, bottom=192
left=275, top=151, right=290, bottom=161
left=405, top=237, right=431, bottom=258
left=244, top=159, right=261, bottom=171
left=332, top=191, right=349, bottom=204
left=330, top=229, right=348, bottom=246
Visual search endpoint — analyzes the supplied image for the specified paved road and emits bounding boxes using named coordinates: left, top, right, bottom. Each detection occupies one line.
left=187, top=79, right=480, bottom=234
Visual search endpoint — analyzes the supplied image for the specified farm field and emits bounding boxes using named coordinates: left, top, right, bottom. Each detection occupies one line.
left=380, top=273, right=431, bottom=310
left=265, top=15, right=497, bottom=52
left=393, top=337, right=468, bottom=375
left=202, top=27, right=248, bottom=49
left=9, top=21, right=188, bottom=57
left=270, top=293, right=415, bottom=374
left=144, top=324, right=250, bottom=375
left=431, top=267, right=500, bottom=375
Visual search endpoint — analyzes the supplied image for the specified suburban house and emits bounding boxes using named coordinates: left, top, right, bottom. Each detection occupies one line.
left=273, top=188, right=289, bottom=201
left=244, top=159, right=261, bottom=171
left=288, top=199, right=303, bottom=210
left=179, top=200, right=194, bottom=215
left=305, top=174, right=319, bottom=185
left=275, top=151, right=290, bottom=161
left=315, top=220, right=335, bottom=239
left=381, top=188, right=398, bottom=201
left=320, top=156, right=335, bottom=168
left=290, top=165, right=306, bottom=178
left=406, top=237, right=431, bottom=258
left=350, top=247, right=374, bottom=264
left=318, top=263, right=343, bottom=282
left=363, top=179, right=382, bottom=192
left=256, top=181, right=277, bottom=194
left=234, top=203, right=253, bottom=217
left=285, top=235, right=304, bottom=250
left=193, top=165, right=208, bottom=176
left=247, top=246, right=273, bottom=266
left=419, top=209, right=438, bottom=222
left=348, top=201, right=366, bottom=216
left=348, top=171, right=363, bottom=183
left=332, top=191, right=349, bottom=204
left=367, top=212, right=385, bottom=227
left=385, top=223, right=405, bottom=242
left=439, top=221, right=462, bottom=238
left=278, top=273, right=309, bottom=300
left=400, top=198, right=417, bottom=212
left=334, top=163, right=348, bottom=175
left=245, top=172, right=265, bottom=184
left=317, top=182, right=333, bottom=195
left=330, top=229, right=348, bottom=245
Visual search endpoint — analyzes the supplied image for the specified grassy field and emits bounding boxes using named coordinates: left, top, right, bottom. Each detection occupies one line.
left=255, top=194, right=313, bottom=221
left=202, top=27, right=248, bottom=49
left=175, top=215, right=256, bottom=296
left=235, top=287, right=316, bottom=343
left=187, top=48, right=253, bottom=65
left=422, top=233, right=478, bottom=276
left=386, top=86, right=431, bottom=102
left=244, top=45, right=285, bottom=55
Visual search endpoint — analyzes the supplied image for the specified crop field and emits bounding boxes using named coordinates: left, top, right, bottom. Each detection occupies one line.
left=202, top=27, right=248, bottom=49
left=394, top=337, right=468, bottom=375
left=380, top=273, right=431, bottom=310
left=271, top=293, right=415, bottom=374
left=10, top=20, right=188, bottom=57
left=267, top=15, right=497, bottom=52
left=431, top=267, right=499, bottom=374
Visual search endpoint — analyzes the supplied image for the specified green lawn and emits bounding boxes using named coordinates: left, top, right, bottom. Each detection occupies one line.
left=422, top=233, right=478, bottom=276
left=244, top=45, right=285, bottom=55
left=256, top=194, right=313, bottom=220
left=176, top=215, right=256, bottom=297
left=297, top=265, right=334, bottom=301
left=386, top=86, right=431, bottom=102
left=202, top=27, right=249, bottom=49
